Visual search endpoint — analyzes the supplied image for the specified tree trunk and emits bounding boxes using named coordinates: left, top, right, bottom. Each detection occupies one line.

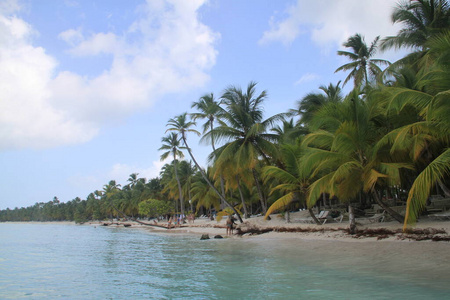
left=182, top=136, right=243, bottom=223
left=438, top=180, right=450, bottom=197
left=349, top=205, right=356, bottom=234
left=252, top=168, right=267, bottom=215
left=173, top=157, right=184, bottom=216
left=220, top=176, right=226, bottom=210
left=373, top=191, right=404, bottom=223
left=308, top=208, right=321, bottom=225
left=236, top=175, right=249, bottom=218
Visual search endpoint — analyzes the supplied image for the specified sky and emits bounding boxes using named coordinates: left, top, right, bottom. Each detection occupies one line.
left=0, top=0, right=406, bottom=210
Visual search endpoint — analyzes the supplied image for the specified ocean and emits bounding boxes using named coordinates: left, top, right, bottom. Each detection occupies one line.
left=0, top=223, right=448, bottom=299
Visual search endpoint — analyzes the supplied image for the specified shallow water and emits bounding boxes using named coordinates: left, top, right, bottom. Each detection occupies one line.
left=0, top=223, right=448, bottom=299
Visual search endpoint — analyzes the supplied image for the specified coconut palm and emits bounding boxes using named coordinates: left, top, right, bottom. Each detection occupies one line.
left=210, top=149, right=254, bottom=218
left=210, top=81, right=283, bottom=215
left=160, top=162, right=181, bottom=212
left=159, top=133, right=185, bottom=215
left=380, top=0, right=450, bottom=52
left=102, top=180, right=124, bottom=219
left=191, top=93, right=224, bottom=150
left=262, top=143, right=322, bottom=224
left=166, top=113, right=244, bottom=222
left=335, top=34, right=390, bottom=87
left=190, top=169, right=221, bottom=215
left=191, top=93, right=228, bottom=206
left=300, top=91, right=411, bottom=229
left=376, top=33, right=450, bottom=230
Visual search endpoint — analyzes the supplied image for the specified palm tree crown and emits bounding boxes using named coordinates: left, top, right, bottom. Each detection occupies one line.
left=335, top=33, right=390, bottom=87
left=380, top=0, right=450, bottom=52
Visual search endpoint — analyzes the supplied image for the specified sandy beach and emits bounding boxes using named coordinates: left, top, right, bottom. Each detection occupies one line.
left=86, top=210, right=450, bottom=244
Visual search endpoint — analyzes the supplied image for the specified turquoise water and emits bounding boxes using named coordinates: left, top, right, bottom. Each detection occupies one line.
left=0, top=223, right=449, bottom=299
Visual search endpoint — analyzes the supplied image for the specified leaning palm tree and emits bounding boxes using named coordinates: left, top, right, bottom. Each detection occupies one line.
left=210, top=81, right=284, bottom=215
left=159, top=133, right=185, bottom=215
left=335, top=33, right=390, bottom=88
left=166, top=113, right=244, bottom=223
left=191, top=93, right=228, bottom=206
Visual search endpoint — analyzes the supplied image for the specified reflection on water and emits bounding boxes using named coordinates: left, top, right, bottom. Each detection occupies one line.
left=0, top=223, right=449, bottom=299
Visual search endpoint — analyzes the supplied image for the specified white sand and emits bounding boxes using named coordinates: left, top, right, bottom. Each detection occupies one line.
left=101, top=210, right=450, bottom=244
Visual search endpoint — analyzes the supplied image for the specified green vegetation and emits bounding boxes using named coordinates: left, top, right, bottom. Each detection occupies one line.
left=1, top=1, right=449, bottom=232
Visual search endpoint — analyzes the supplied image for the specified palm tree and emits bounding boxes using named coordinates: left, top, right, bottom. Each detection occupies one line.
left=380, top=0, right=450, bottom=52
left=159, top=133, right=185, bottom=215
left=191, top=93, right=228, bottom=207
left=210, top=81, right=283, bottom=215
left=190, top=169, right=221, bottom=216
left=262, top=143, right=321, bottom=224
left=126, top=173, right=139, bottom=189
left=210, top=150, right=253, bottom=218
left=335, top=34, right=390, bottom=87
left=294, top=82, right=343, bottom=127
left=300, top=91, right=410, bottom=229
left=166, top=113, right=244, bottom=222
left=102, top=180, right=123, bottom=219
left=376, top=32, right=450, bottom=230
left=191, top=93, right=224, bottom=150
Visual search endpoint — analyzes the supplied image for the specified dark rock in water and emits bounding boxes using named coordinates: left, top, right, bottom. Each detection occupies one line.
left=214, top=235, right=223, bottom=239
left=200, top=234, right=210, bottom=240
left=123, top=224, right=132, bottom=227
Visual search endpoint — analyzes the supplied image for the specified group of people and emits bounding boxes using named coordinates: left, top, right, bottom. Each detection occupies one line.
left=167, top=213, right=195, bottom=228
left=166, top=213, right=237, bottom=235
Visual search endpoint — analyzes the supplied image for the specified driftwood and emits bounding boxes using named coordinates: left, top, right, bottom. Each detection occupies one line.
left=234, top=223, right=449, bottom=242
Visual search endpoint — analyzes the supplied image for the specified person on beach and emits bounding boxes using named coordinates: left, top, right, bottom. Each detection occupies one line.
left=226, top=215, right=236, bottom=235
left=168, top=216, right=173, bottom=229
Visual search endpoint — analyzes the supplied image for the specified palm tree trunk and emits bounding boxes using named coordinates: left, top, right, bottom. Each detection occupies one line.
left=173, top=158, right=184, bottom=215
left=220, top=176, right=226, bottom=209
left=349, top=205, right=356, bottom=234
left=182, top=136, right=243, bottom=223
left=252, top=168, right=267, bottom=215
left=308, top=208, right=321, bottom=225
left=438, top=180, right=450, bottom=197
left=236, top=175, right=249, bottom=218
left=372, top=190, right=403, bottom=223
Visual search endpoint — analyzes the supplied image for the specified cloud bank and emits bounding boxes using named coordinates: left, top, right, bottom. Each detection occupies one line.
left=259, top=0, right=400, bottom=48
left=0, top=0, right=218, bottom=150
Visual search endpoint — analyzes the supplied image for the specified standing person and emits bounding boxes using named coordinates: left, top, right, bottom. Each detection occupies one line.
left=226, top=215, right=235, bottom=235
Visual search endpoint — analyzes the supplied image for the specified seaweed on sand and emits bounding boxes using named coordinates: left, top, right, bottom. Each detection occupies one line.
left=234, top=223, right=449, bottom=242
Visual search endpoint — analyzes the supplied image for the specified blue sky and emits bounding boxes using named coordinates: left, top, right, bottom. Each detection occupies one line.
left=0, top=0, right=405, bottom=209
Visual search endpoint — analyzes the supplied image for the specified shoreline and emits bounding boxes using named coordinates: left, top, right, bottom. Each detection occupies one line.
left=4, top=215, right=450, bottom=270
left=5, top=212, right=450, bottom=243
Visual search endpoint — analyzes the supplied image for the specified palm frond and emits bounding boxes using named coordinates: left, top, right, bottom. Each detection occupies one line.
left=404, top=148, right=450, bottom=230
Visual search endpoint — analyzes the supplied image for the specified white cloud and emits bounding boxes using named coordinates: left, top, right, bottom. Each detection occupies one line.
left=58, top=28, right=84, bottom=46
left=0, top=0, right=218, bottom=150
left=67, top=158, right=168, bottom=193
left=106, top=159, right=168, bottom=184
left=294, top=73, right=319, bottom=85
left=259, top=0, right=401, bottom=49
left=0, top=14, right=97, bottom=149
